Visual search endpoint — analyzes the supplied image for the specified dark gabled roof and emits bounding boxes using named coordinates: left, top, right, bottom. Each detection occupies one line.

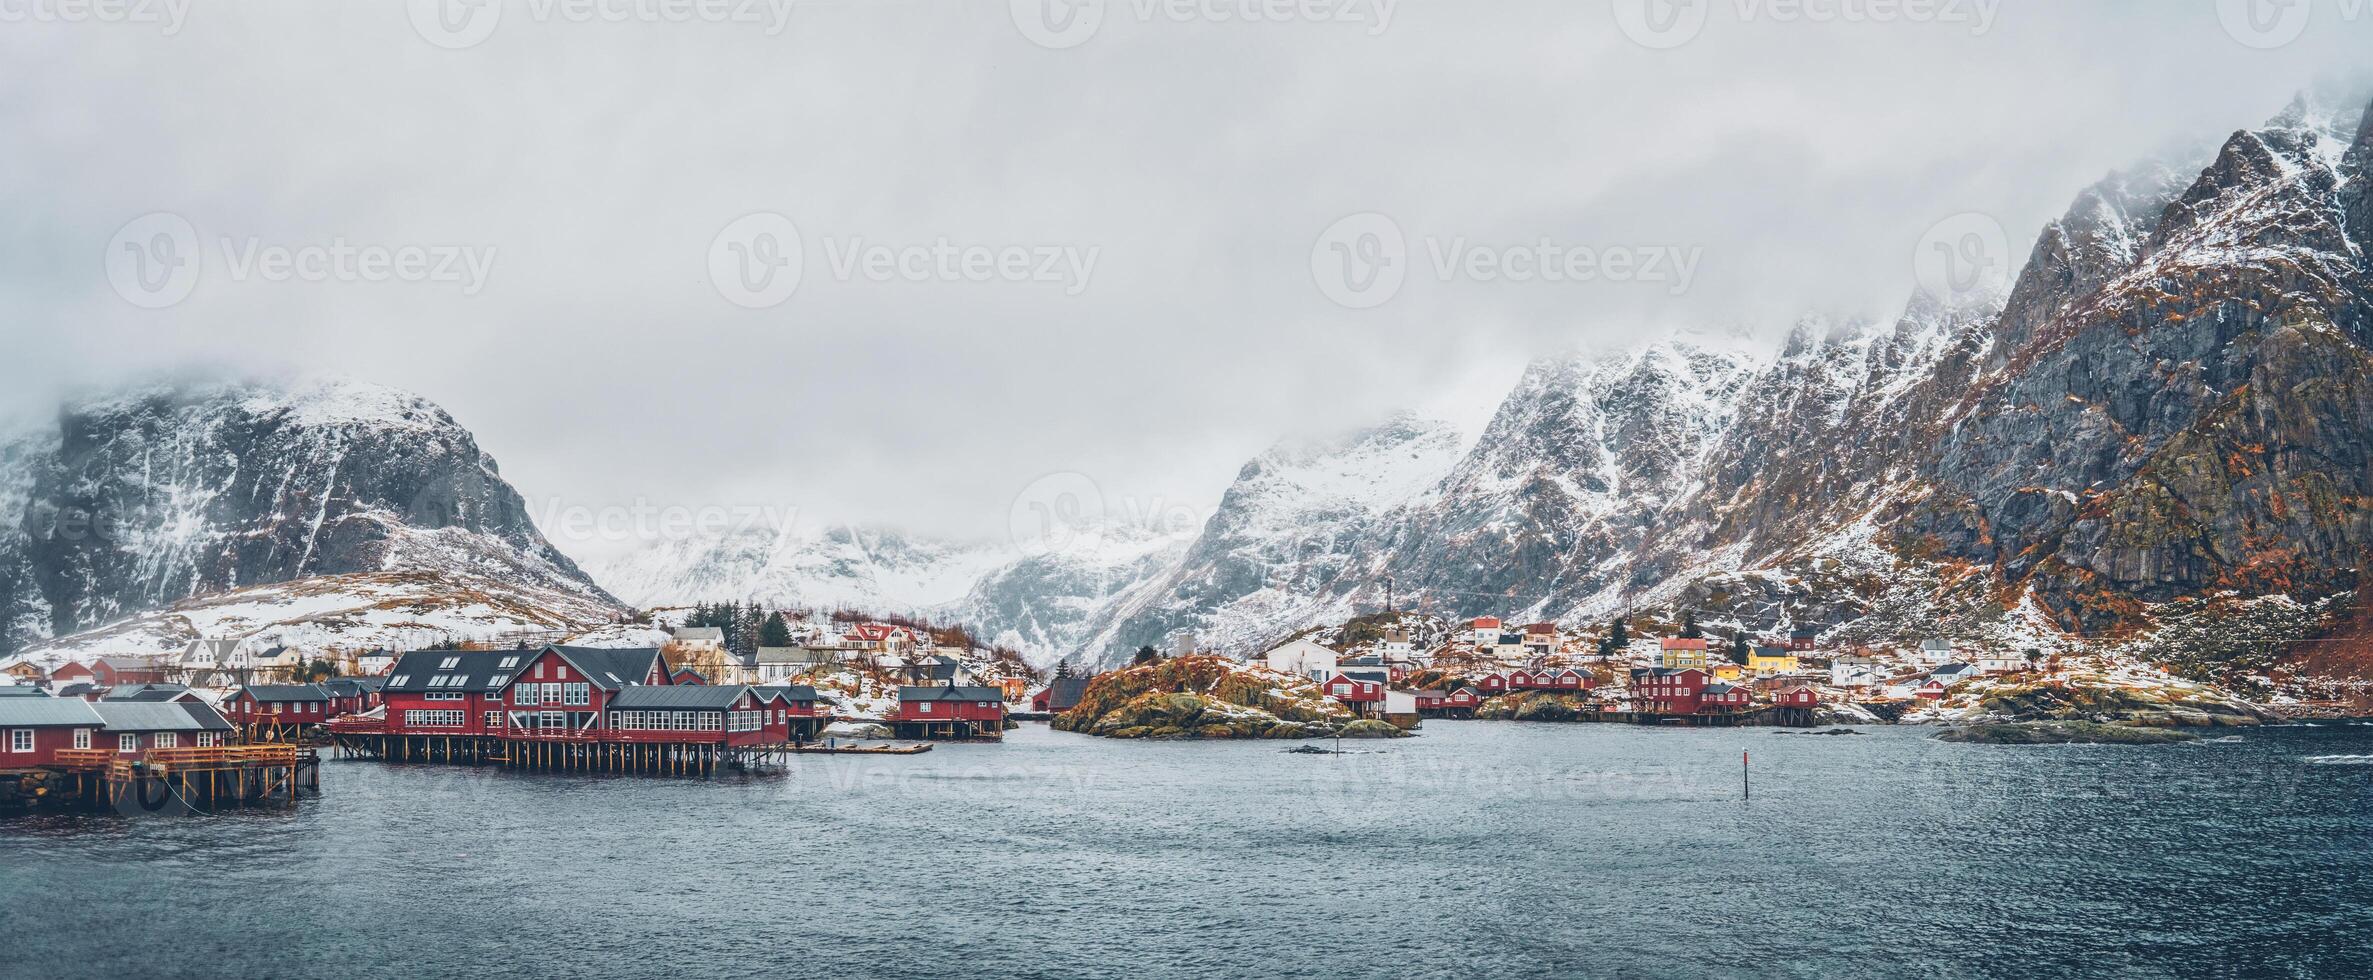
left=0, top=698, right=103, bottom=726
left=899, top=686, right=1005, bottom=702
left=103, top=683, right=193, bottom=702
left=1754, top=646, right=1792, bottom=656
left=749, top=685, right=820, bottom=703
left=94, top=656, right=164, bottom=671
left=241, top=684, right=331, bottom=703
left=1702, top=683, right=1746, bottom=695
left=319, top=677, right=386, bottom=698
left=91, top=701, right=233, bottom=733
left=1044, top=676, right=1092, bottom=712
left=384, top=650, right=524, bottom=694
left=0, top=686, right=49, bottom=698
left=548, top=647, right=665, bottom=690
left=55, top=682, right=98, bottom=697
left=611, top=685, right=750, bottom=711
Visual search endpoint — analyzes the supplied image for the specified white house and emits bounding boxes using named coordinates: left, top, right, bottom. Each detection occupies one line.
left=179, top=638, right=249, bottom=672
left=1829, top=656, right=1882, bottom=688
left=1975, top=649, right=2029, bottom=674
left=357, top=649, right=399, bottom=675
left=1263, top=639, right=1340, bottom=682
left=671, top=627, right=725, bottom=651
left=1929, top=663, right=1980, bottom=687
left=1917, top=639, right=1958, bottom=665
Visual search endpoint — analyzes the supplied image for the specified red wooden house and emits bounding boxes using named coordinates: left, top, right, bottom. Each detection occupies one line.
left=318, top=677, right=384, bottom=717
left=0, top=698, right=105, bottom=767
left=749, top=684, right=830, bottom=741
left=603, top=685, right=776, bottom=747
left=1635, top=668, right=1710, bottom=715
left=895, top=685, right=1008, bottom=739
left=1699, top=682, right=1753, bottom=713
left=1473, top=672, right=1510, bottom=696
left=496, top=646, right=674, bottom=737
left=226, top=684, right=334, bottom=738
left=1445, top=687, right=1481, bottom=712
left=1511, top=668, right=1593, bottom=693
left=1320, top=672, right=1385, bottom=706
left=50, top=657, right=171, bottom=691
left=1775, top=686, right=1821, bottom=708
left=91, top=701, right=235, bottom=753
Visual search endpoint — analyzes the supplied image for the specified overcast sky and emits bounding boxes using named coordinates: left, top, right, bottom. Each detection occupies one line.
left=3, top=1, right=2368, bottom=560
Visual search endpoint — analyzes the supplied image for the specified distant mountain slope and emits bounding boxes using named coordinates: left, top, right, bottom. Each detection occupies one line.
left=1071, top=91, right=2373, bottom=666
left=15, top=570, right=637, bottom=664
left=0, top=378, right=615, bottom=655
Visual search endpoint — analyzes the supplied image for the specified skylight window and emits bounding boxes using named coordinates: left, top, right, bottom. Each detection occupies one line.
left=439, top=656, right=461, bottom=669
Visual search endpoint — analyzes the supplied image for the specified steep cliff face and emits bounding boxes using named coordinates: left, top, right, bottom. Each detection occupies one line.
left=1070, top=93, right=2373, bottom=662
left=1906, top=96, right=2373, bottom=627
left=1375, top=337, right=1760, bottom=618
left=1070, top=413, right=1468, bottom=660
left=0, top=379, right=613, bottom=655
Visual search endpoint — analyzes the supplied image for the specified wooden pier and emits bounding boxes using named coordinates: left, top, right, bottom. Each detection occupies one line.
left=4, top=744, right=319, bottom=814
left=330, top=728, right=802, bottom=777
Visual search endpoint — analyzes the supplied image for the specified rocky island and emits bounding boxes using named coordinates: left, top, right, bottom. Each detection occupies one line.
left=1052, top=655, right=1410, bottom=739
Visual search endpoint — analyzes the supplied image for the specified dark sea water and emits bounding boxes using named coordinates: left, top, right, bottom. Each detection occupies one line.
left=4, top=722, right=2371, bottom=980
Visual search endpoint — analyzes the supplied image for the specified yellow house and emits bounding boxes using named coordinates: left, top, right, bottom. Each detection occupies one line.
left=1710, top=662, right=1746, bottom=681
left=1658, top=638, right=1712, bottom=670
left=1749, top=647, right=1800, bottom=674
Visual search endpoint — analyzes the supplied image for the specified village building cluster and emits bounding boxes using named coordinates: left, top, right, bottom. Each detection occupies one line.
left=1258, top=616, right=2046, bottom=726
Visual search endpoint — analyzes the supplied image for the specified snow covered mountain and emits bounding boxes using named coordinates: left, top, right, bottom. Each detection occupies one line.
left=0, top=378, right=616, bottom=656
left=587, top=524, right=1012, bottom=612
left=585, top=519, right=1198, bottom=662
left=1075, top=89, right=2373, bottom=666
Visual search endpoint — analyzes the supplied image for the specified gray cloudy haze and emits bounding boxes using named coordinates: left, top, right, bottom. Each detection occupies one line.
left=2, top=0, right=2368, bottom=561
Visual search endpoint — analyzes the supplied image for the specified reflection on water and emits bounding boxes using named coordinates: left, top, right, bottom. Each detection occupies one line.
left=4, top=723, right=2370, bottom=979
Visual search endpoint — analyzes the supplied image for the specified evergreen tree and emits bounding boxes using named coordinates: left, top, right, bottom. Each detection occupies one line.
left=1729, top=633, right=1752, bottom=665
left=1601, top=616, right=1630, bottom=656
left=759, top=612, right=793, bottom=648
left=1133, top=645, right=1159, bottom=666
left=1679, top=611, right=1703, bottom=640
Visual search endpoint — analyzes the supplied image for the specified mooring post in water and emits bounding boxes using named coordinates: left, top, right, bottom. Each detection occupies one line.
left=1742, top=749, right=1750, bottom=800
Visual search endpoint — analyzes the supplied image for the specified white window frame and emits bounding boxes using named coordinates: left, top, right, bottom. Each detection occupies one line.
left=7, top=729, right=29, bottom=753
left=72, top=728, right=91, bottom=750
left=156, top=733, right=178, bottom=749
left=119, top=733, right=140, bottom=752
